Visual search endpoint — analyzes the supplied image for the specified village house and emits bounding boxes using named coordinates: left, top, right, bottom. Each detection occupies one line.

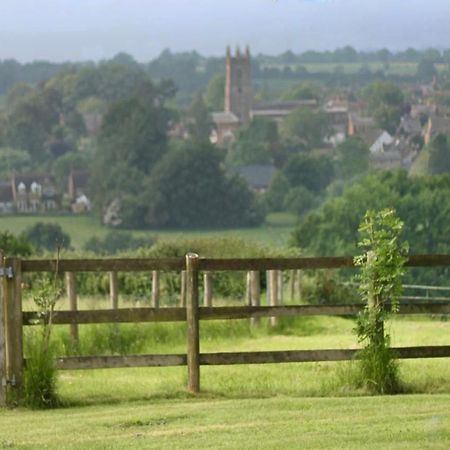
left=67, top=170, right=91, bottom=213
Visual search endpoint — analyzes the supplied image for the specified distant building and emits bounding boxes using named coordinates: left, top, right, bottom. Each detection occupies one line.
left=423, top=115, right=450, bottom=145
left=67, top=170, right=91, bottom=213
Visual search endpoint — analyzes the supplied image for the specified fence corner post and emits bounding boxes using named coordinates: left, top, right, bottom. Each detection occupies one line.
left=3, top=257, right=23, bottom=394
left=185, top=253, right=200, bottom=394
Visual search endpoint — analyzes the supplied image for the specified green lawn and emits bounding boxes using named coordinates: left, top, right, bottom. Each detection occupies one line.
left=1, top=315, right=449, bottom=448
left=0, top=212, right=297, bottom=251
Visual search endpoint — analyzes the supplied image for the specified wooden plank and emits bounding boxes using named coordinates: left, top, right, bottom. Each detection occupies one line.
left=53, top=345, right=450, bottom=370
left=23, top=307, right=186, bottom=325
left=3, top=258, right=23, bottom=388
left=199, top=346, right=450, bottom=365
left=0, top=252, right=6, bottom=406
left=186, top=253, right=200, bottom=393
left=198, top=257, right=355, bottom=271
left=55, top=354, right=186, bottom=370
left=65, top=272, right=79, bottom=344
left=21, top=258, right=184, bottom=273
left=21, top=301, right=450, bottom=326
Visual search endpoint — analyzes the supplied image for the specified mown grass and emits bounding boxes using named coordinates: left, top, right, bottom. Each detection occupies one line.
left=0, top=213, right=296, bottom=250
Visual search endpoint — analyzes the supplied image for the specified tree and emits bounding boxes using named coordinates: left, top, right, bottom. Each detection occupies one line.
left=364, top=81, right=404, bottom=134
left=428, top=134, right=450, bottom=174
left=283, top=186, right=316, bottom=216
left=84, top=231, right=155, bottom=255
left=187, top=94, right=212, bottom=142
left=92, top=80, right=175, bottom=215
left=0, top=147, right=31, bottom=176
left=281, top=81, right=321, bottom=101
left=0, top=231, right=33, bottom=256
left=336, top=136, right=370, bottom=179
left=228, top=117, right=281, bottom=166
left=144, top=140, right=264, bottom=228
left=206, top=74, right=225, bottom=111
left=21, top=223, right=71, bottom=252
left=416, top=58, right=437, bottom=83
left=283, top=153, right=334, bottom=193
left=281, top=107, right=330, bottom=150
left=265, top=171, right=290, bottom=212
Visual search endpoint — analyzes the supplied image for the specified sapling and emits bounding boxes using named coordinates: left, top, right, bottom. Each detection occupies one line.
left=353, top=209, right=408, bottom=394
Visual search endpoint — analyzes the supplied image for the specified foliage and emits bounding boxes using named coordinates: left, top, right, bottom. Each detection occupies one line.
left=415, top=58, right=437, bottom=82
left=336, top=136, right=370, bottom=179
left=23, top=257, right=63, bottom=409
left=0, top=231, right=33, bottom=256
left=292, top=170, right=450, bottom=261
left=22, top=222, right=71, bottom=252
left=281, top=107, right=331, bottom=150
left=363, top=81, right=404, bottom=134
left=205, top=73, right=225, bottom=111
left=280, top=81, right=322, bottom=101
left=228, top=117, right=281, bottom=166
left=187, top=94, right=212, bottom=142
left=283, top=152, right=334, bottom=193
left=145, top=140, right=264, bottom=228
left=283, top=186, right=317, bottom=216
left=83, top=231, right=156, bottom=255
left=353, top=209, right=408, bottom=394
left=428, top=133, right=450, bottom=175
left=0, top=147, right=31, bottom=176
left=264, top=171, right=290, bottom=212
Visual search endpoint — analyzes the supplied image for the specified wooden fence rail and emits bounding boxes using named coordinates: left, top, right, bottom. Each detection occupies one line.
left=1, top=254, right=450, bottom=402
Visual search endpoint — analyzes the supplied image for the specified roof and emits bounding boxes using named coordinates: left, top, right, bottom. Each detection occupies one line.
left=398, top=115, right=422, bottom=135
left=233, top=165, right=275, bottom=189
left=252, top=99, right=317, bottom=112
left=13, top=173, right=55, bottom=186
left=430, top=115, right=450, bottom=135
left=210, top=111, right=240, bottom=125
left=349, top=113, right=375, bottom=128
left=357, top=128, right=386, bottom=147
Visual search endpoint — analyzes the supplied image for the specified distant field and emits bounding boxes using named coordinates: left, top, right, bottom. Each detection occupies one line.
left=0, top=212, right=297, bottom=251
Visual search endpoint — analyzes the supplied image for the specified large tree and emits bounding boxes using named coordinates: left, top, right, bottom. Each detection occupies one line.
left=145, top=141, right=264, bottom=228
left=336, top=136, right=370, bottom=179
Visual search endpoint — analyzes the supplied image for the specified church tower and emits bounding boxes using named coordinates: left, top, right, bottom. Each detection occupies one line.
left=224, top=46, right=252, bottom=124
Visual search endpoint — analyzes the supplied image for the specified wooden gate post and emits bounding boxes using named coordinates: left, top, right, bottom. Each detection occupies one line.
left=0, top=252, right=6, bottom=406
left=65, top=272, right=79, bottom=345
left=185, top=253, right=200, bottom=393
left=3, top=257, right=23, bottom=391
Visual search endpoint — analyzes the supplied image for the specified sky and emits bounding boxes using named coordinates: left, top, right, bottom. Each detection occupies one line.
left=1, top=0, right=450, bottom=62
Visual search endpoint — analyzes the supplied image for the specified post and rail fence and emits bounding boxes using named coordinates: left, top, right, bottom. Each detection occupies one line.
left=1, top=253, right=450, bottom=404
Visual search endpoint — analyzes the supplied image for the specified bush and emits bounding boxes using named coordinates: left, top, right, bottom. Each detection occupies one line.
left=21, top=222, right=71, bottom=252
left=84, top=230, right=156, bottom=255
left=0, top=230, right=33, bottom=256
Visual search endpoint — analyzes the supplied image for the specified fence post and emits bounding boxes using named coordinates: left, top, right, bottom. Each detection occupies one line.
left=269, top=270, right=279, bottom=326
left=185, top=253, right=200, bottom=393
left=65, top=272, right=79, bottom=345
left=180, top=271, right=187, bottom=307
left=296, top=269, right=302, bottom=300
left=151, top=271, right=160, bottom=308
left=246, top=272, right=252, bottom=306
left=203, top=272, right=213, bottom=307
left=289, top=270, right=296, bottom=302
left=0, top=252, right=6, bottom=406
left=3, top=257, right=23, bottom=391
left=278, top=270, right=283, bottom=305
left=250, top=271, right=260, bottom=326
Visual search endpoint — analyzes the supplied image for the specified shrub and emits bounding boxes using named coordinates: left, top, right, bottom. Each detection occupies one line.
left=21, top=222, right=71, bottom=252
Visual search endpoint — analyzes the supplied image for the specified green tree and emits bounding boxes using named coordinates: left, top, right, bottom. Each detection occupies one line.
left=428, top=134, right=450, bottom=174
left=144, top=140, right=264, bottom=228
left=364, top=81, right=404, bottom=134
left=206, top=74, right=225, bottom=111
left=283, top=153, right=334, bottom=193
left=187, top=94, right=212, bottom=142
left=283, top=185, right=317, bottom=215
left=0, top=231, right=33, bottom=256
left=281, top=81, right=321, bottom=101
left=281, top=107, right=330, bottom=150
left=264, top=171, right=290, bottom=212
left=416, top=58, right=437, bottom=83
left=336, top=136, right=370, bottom=179
left=21, top=223, right=71, bottom=252
left=0, top=147, right=32, bottom=176
left=228, top=117, right=281, bottom=166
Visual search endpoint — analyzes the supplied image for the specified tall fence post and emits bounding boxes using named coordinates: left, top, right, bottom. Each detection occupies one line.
left=250, top=271, right=261, bottom=326
left=151, top=271, right=160, bottom=308
left=109, top=272, right=119, bottom=310
left=203, top=272, right=213, bottom=307
left=0, top=252, right=6, bottom=406
left=65, top=272, right=79, bottom=345
left=185, top=253, right=200, bottom=393
left=3, top=257, right=23, bottom=391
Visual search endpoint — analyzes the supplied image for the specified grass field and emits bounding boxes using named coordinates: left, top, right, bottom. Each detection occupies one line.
left=1, top=314, right=449, bottom=448
left=0, top=212, right=297, bottom=251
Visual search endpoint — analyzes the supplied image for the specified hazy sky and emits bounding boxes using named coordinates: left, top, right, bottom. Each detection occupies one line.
left=1, top=0, right=449, bottom=62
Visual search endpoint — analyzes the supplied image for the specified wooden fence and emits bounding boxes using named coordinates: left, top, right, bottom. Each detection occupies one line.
left=1, top=253, right=450, bottom=403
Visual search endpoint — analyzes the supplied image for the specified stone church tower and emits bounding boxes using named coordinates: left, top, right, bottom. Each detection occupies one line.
left=224, top=46, right=253, bottom=124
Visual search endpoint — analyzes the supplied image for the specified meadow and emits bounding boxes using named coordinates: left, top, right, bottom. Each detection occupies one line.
left=0, top=213, right=297, bottom=250
left=1, top=298, right=448, bottom=449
